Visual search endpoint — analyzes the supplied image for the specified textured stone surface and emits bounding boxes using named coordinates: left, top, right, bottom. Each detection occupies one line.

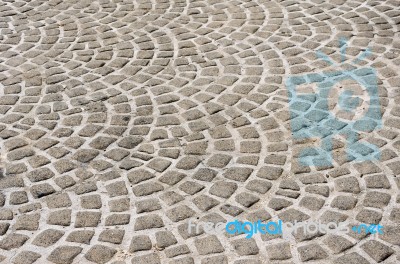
left=361, top=240, right=394, bottom=262
left=0, top=0, right=399, bottom=263
left=12, top=251, right=41, bottom=264
left=195, top=236, right=224, bottom=255
left=266, top=242, right=292, bottom=260
left=47, top=246, right=82, bottom=264
left=85, top=245, right=117, bottom=264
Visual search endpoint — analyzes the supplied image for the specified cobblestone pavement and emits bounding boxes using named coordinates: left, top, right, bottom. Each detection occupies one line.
left=0, top=0, right=399, bottom=263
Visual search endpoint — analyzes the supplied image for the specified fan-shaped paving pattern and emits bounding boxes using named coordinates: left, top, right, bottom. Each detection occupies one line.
left=0, top=0, right=399, bottom=263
